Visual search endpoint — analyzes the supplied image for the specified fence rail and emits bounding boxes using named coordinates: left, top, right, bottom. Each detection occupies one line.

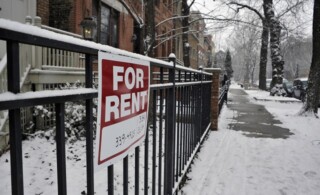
left=0, top=19, right=218, bottom=195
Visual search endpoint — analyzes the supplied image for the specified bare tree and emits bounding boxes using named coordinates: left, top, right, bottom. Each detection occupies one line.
left=299, top=0, right=320, bottom=117
left=182, top=0, right=196, bottom=67
left=263, top=0, right=287, bottom=96
left=230, top=22, right=260, bottom=86
left=224, top=0, right=309, bottom=92
left=145, top=0, right=156, bottom=56
left=281, top=36, right=312, bottom=79
left=295, top=64, right=300, bottom=78
left=228, top=1, right=269, bottom=90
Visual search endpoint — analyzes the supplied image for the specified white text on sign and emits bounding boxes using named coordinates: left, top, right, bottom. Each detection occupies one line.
left=105, top=66, right=148, bottom=122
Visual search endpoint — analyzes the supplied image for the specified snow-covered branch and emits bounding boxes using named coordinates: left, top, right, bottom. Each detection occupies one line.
left=118, top=0, right=144, bottom=27
left=155, top=15, right=189, bottom=27
left=153, top=30, right=198, bottom=49
left=277, top=0, right=308, bottom=19
left=228, top=1, right=265, bottom=21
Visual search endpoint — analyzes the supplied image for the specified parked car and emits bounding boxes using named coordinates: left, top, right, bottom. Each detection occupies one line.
left=266, top=78, right=289, bottom=91
left=266, top=78, right=272, bottom=90
left=283, top=80, right=293, bottom=97
left=292, top=78, right=308, bottom=101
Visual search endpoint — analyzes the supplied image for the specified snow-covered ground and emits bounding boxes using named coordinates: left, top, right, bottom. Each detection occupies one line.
left=0, top=118, right=169, bottom=195
left=1, top=85, right=319, bottom=195
left=181, top=86, right=320, bottom=195
left=0, top=129, right=157, bottom=195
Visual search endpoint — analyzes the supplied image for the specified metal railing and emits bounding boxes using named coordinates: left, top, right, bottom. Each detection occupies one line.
left=0, top=42, right=32, bottom=148
left=38, top=24, right=85, bottom=69
left=0, top=19, right=213, bottom=195
left=38, top=47, right=85, bottom=68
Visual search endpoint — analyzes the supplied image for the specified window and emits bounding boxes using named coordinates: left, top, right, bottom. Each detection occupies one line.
left=156, top=0, right=160, bottom=6
left=100, top=4, right=119, bottom=48
left=49, top=0, right=72, bottom=31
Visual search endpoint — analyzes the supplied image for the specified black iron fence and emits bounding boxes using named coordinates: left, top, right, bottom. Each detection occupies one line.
left=0, top=21, right=214, bottom=195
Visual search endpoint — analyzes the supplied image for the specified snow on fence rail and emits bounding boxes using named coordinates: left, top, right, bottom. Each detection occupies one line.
left=0, top=19, right=214, bottom=195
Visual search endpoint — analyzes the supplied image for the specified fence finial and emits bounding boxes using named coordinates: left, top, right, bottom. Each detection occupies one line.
left=168, top=53, right=176, bottom=60
left=34, top=16, right=42, bottom=27
left=25, top=16, right=32, bottom=25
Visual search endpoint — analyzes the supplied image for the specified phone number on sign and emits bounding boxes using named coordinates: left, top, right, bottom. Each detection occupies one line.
left=115, top=124, right=145, bottom=148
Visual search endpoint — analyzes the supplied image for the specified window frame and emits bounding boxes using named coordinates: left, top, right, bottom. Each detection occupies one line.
left=100, top=3, right=120, bottom=48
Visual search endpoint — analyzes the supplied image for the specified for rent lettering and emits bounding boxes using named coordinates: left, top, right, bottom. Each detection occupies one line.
left=113, top=66, right=144, bottom=90
left=105, top=65, right=148, bottom=123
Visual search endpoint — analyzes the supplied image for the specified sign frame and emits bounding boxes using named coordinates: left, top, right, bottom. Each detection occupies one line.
left=95, top=51, right=150, bottom=170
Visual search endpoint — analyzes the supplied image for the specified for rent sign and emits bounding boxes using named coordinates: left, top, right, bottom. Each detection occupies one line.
left=95, top=51, right=150, bottom=169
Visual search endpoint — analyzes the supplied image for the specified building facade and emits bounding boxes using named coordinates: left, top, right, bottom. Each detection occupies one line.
left=204, top=34, right=215, bottom=68
left=189, top=11, right=210, bottom=69
left=0, top=0, right=216, bottom=153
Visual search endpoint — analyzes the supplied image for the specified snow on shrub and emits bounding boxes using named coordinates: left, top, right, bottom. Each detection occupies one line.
left=27, top=80, right=97, bottom=142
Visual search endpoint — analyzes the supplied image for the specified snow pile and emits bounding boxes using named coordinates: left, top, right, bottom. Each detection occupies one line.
left=246, top=89, right=301, bottom=102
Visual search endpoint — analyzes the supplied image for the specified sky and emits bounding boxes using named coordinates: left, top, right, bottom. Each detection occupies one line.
left=192, top=0, right=314, bottom=51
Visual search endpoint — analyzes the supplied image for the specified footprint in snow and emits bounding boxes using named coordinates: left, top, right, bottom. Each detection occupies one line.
left=304, top=171, right=317, bottom=179
left=215, top=182, right=225, bottom=195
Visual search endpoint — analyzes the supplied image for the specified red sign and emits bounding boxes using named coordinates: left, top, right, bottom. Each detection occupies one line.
left=95, top=52, right=150, bottom=169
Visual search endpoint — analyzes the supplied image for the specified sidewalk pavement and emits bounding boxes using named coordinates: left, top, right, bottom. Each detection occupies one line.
left=227, top=88, right=293, bottom=139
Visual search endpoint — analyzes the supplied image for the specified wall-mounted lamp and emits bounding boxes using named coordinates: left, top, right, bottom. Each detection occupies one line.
left=131, top=34, right=137, bottom=42
left=80, top=17, right=97, bottom=41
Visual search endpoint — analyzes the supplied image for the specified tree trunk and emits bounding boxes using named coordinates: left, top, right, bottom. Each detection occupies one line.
left=251, top=59, right=256, bottom=85
left=243, top=54, right=250, bottom=89
left=145, top=0, right=155, bottom=124
left=182, top=0, right=191, bottom=67
left=263, top=0, right=285, bottom=96
left=259, top=20, right=269, bottom=90
left=294, top=64, right=300, bottom=78
left=145, top=0, right=155, bottom=57
left=300, top=0, right=320, bottom=116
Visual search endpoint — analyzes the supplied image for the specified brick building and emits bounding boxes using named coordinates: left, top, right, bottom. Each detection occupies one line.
left=189, top=11, right=206, bottom=69
left=36, top=0, right=174, bottom=57
left=37, top=0, right=92, bottom=35
left=154, top=1, right=174, bottom=58
left=204, top=34, right=215, bottom=68
left=36, top=0, right=214, bottom=67
left=172, top=1, right=184, bottom=65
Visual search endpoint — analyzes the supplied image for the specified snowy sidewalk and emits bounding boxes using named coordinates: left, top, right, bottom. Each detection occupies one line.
left=227, top=88, right=293, bottom=139
left=181, top=86, right=320, bottom=195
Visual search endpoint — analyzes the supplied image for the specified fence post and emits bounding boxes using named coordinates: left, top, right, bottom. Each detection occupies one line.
left=210, top=68, right=221, bottom=130
left=164, top=53, right=176, bottom=195
left=7, top=40, right=24, bottom=195
left=85, top=54, right=94, bottom=195
left=199, top=66, right=203, bottom=137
